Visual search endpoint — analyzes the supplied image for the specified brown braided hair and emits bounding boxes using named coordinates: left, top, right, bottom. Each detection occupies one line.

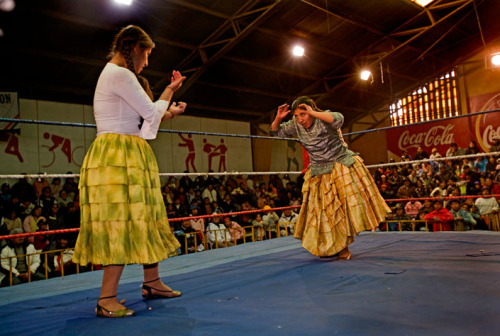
left=291, top=96, right=323, bottom=112
left=109, top=25, right=155, bottom=126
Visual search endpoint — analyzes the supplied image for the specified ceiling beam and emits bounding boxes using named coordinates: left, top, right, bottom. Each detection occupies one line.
left=154, top=0, right=284, bottom=94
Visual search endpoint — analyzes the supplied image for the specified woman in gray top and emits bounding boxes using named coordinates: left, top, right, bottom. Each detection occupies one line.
left=271, top=96, right=390, bottom=259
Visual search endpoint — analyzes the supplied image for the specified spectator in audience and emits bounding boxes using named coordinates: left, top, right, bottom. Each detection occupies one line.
left=414, top=146, right=429, bottom=161
left=388, top=170, right=403, bottom=190
left=420, top=171, right=433, bottom=188
left=414, top=179, right=429, bottom=198
left=23, top=206, right=45, bottom=244
left=33, top=175, right=50, bottom=199
left=221, top=194, right=235, bottom=213
left=200, top=197, right=214, bottom=216
left=62, top=202, right=80, bottom=246
left=483, top=177, right=500, bottom=197
left=11, top=176, right=37, bottom=204
left=262, top=205, right=279, bottom=238
left=33, top=218, right=51, bottom=252
left=486, top=156, right=497, bottom=173
left=172, top=197, right=188, bottom=219
left=188, top=206, right=205, bottom=238
left=37, top=186, right=57, bottom=215
left=430, top=180, right=448, bottom=198
left=0, top=228, right=45, bottom=287
left=178, top=172, right=194, bottom=193
left=389, top=204, right=413, bottom=231
left=489, top=136, right=500, bottom=154
left=224, top=217, right=244, bottom=245
left=175, top=220, right=199, bottom=255
left=52, top=236, right=77, bottom=276
left=0, top=183, right=12, bottom=208
left=46, top=204, right=65, bottom=232
left=418, top=199, right=434, bottom=217
left=19, top=199, right=35, bottom=220
left=474, top=156, right=488, bottom=173
left=475, top=188, right=499, bottom=216
left=462, top=203, right=487, bottom=230
left=436, top=165, right=454, bottom=183
left=465, top=140, right=480, bottom=155
left=239, top=200, right=254, bottom=226
left=449, top=200, right=476, bottom=230
left=378, top=184, right=393, bottom=199
left=62, top=173, right=78, bottom=199
left=278, top=208, right=298, bottom=236
left=2, top=209, right=22, bottom=233
left=446, top=142, right=458, bottom=157
left=469, top=181, right=483, bottom=196
left=206, top=214, right=231, bottom=248
left=424, top=199, right=455, bottom=231
left=50, top=178, right=63, bottom=199
left=405, top=200, right=422, bottom=220
left=202, top=184, right=217, bottom=203
left=161, top=185, right=174, bottom=205
left=57, top=189, right=73, bottom=211
left=252, top=213, right=266, bottom=241
left=396, top=179, right=415, bottom=199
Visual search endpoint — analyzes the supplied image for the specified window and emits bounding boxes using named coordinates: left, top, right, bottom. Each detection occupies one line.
left=389, top=70, right=459, bottom=126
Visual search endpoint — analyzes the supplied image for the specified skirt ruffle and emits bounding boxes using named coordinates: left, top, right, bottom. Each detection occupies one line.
left=73, top=133, right=180, bottom=265
left=295, top=156, right=390, bottom=257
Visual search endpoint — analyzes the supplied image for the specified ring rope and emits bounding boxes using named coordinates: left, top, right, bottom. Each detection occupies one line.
left=1, top=107, right=499, bottom=141
left=0, top=151, right=497, bottom=180
left=0, top=205, right=302, bottom=240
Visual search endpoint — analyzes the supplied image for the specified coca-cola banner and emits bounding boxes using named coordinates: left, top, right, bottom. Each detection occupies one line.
left=386, top=91, right=500, bottom=158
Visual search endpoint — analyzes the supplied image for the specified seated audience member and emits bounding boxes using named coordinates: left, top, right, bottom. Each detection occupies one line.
left=475, top=188, right=500, bottom=230
left=57, top=189, right=73, bottom=211
left=404, top=200, right=422, bottom=220
left=252, top=213, right=266, bottom=241
left=278, top=208, right=298, bottom=236
left=33, top=218, right=51, bottom=252
left=262, top=205, right=279, bottom=238
left=175, top=220, right=199, bottom=255
left=430, top=180, right=448, bottom=198
left=387, top=205, right=412, bottom=231
left=37, top=186, right=57, bottom=215
left=475, top=188, right=500, bottom=215
left=483, top=177, right=500, bottom=197
left=2, top=209, right=22, bottom=233
left=22, top=205, right=45, bottom=244
left=189, top=205, right=205, bottom=237
left=52, top=237, right=77, bottom=276
left=449, top=200, right=476, bottom=230
left=224, top=217, right=244, bottom=245
left=378, top=184, right=393, bottom=199
left=206, top=214, right=232, bottom=248
left=0, top=228, right=45, bottom=287
left=397, top=179, right=415, bottom=199
left=424, top=199, right=455, bottom=231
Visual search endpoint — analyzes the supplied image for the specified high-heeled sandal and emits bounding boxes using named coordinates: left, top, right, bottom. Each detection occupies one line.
left=95, top=295, right=135, bottom=318
left=142, top=278, right=182, bottom=300
left=337, top=247, right=352, bottom=261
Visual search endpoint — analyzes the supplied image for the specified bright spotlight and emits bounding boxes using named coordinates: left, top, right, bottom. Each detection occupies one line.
left=114, top=0, right=132, bottom=5
left=492, top=54, right=500, bottom=67
left=292, top=45, right=305, bottom=57
left=360, top=70, right=372, bottom=81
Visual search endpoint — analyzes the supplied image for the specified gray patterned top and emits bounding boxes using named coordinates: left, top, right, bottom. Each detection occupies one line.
left=270, top=111, right=357, bottom=176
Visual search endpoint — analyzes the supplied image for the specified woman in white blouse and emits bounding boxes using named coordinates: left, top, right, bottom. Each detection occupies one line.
left=72, top=25, right=186, bottom=318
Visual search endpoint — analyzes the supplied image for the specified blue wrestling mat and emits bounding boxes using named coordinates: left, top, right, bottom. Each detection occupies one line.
left=1, top=232, right=500, bottom=335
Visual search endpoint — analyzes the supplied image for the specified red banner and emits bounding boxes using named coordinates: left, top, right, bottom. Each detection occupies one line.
left=386, top=92, right=500, bottom=157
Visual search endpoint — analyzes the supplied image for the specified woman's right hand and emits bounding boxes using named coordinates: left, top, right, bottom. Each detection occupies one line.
left=168, top=70, right=186, bottom=92
left=276, top=103, right=291, bottom=121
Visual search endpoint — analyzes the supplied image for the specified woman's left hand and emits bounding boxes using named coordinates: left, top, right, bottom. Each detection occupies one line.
left=170, top=102, right=187, bottom=116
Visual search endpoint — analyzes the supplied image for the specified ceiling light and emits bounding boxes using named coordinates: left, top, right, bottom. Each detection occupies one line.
left=360, top=70, right=372, bottom=81
left=491, top=54, right=500, bottom=67
left=411, top=0, right=434, bottom=7
left=114, top=0, right=133, bottom=5
left=292, top=45, right=305, bottom=57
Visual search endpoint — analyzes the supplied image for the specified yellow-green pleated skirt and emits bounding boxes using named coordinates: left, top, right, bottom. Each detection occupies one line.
left=295, top=156, right=390, bottom=257
left=72, top=133, right=180, bottom=266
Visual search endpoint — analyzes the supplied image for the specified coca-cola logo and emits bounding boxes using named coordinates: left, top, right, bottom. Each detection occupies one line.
left=397, top=124, right=455, bottom=151
left=476, top=92, right=500, bottom=151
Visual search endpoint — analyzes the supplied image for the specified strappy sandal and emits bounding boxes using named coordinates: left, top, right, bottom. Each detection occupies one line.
left=142, top=278, right=182, bottom=300
left=337, top=247, right=352, bottom=260
left=95, top=295, right=135, bottom=318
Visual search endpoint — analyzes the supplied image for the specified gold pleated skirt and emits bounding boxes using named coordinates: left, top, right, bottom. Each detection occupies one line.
left=295, top=156, right=390, bottom=257
left=72, top=133, right=180, bottom=266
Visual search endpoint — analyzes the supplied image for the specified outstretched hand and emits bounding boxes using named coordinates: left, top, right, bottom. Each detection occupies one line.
left=276, top=103, right=291, bottom=120
left=298, top=103, right=314, bottom=115
left=168, top=70, right=186, bottom=92
left=169, top=101, right=187, bottom=116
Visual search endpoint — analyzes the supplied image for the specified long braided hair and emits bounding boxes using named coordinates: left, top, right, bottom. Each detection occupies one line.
left=109, top=25, right=155, bottom=127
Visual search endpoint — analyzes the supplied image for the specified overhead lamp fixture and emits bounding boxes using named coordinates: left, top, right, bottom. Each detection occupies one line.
left=114, top=0, right=133, bottom=5
left=411, top=0, right=435, bottom=7
left=491, top=53, right=500, bottom=67
left=292, top=45, right=305, bottom=57
left=360, top=70, right=372, bottom=81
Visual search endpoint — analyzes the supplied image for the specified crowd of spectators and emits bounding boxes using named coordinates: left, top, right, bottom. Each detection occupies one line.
left=374, top=140, right=500, bottom=231
left=1, top=138, right=499, bottom=286
left=0, top=172, right=304, bottom=285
